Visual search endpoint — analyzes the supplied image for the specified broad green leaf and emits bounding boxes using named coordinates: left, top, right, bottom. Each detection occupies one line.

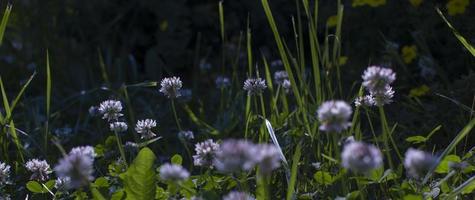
left=122, top=147, right=157, bottom=200
left=111, top=189, right=125, bottom=200
left=93, top=177, right=109, bottom=188
left=26, top=181, right=47, bottom=193
left=435, top=155, right=461, bottom=174
left=313, top=171, right=333, bottom=185
left=91, top=187, right=106, bottom=200
left=461, top=179, right=475, bottom=194
left=403, top=194, right=423, bottom=200
left=171, top=154, right=183, bottom=165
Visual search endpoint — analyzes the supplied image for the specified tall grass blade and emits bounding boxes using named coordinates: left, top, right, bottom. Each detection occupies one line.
left=423, top=117, right=475, bottom=184
left=0, top=4, right=12, bottom=46
left=286, top=142, right=301, bottom=200
left=436, top=8, right=475, bottom=57
left=45, top=50, right=52, bottom=151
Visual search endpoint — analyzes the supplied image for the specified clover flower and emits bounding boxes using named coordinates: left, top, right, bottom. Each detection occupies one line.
left=98, top=100, right=123, bottom=121
left=159, top=77, right=183, bottom=98
left=223, top=191, right=255, bottom=200
left=178, top=130, right=194, bottom=140
left=135, top=119, right=157, bottom=139
left=317, top=100, right=353, bottom=133
left=250, top=144, right=282, bottom=174
left=362, top=66, right=396, bottom=94
left=0, top=161, right=10, bottom=185
left=282, top=79, right=291, bottom=93
left=54, top=177, right=70, bottom=190
left=371, top=86, right=395, bottom=106
left=243, top=78, right=267, bottom=96
left=54, top=146, right=95, bottom=189
left=354, top=95, right=375, bottom=107
left=215, top=76, right=231, bottom=89
left=341, top=142, right=383, bottom=173
left=110, top=122, right=128, bottom=132
left=193, top=139, right=219, bottom=168
left=159, top=163, right=190, bottom=182
left=25, top=159, right=52, bottom=181
left=273, top=70, right=289, bottom=85
left=213, top=139, right=256, bottom=173
left=404, top=148, right=437, bottom=179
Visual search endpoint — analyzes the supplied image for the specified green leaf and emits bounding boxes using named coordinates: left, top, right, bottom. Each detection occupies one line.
left=461, top=179, right=475, bottom=194
left=93, top=177, right=109, bottom=188
left=26, top=181, right=47, bottom=194
left=405, top=136, right=427, bottom=144
left=378, top=169, right=398, bottom=183
left=111, top=189, right=125, bottom=200
left=171, top=154, right=183, bottom=165
left=91, top=187, right=106, bottom=200
left=313, top=171, right=333, bottom=186
left=122, top=147, right=157, bottom=200
left=0, top=3, right=12, bottom=46
left=435, top=154, right=461, bottom=174
left=403, top=194, right=423, bottom=200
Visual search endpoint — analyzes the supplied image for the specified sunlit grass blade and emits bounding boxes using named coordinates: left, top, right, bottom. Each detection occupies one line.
left=44, top=50, right=52, bottom=151
left=286, top=142, right=301, bottom=200
left=423, top=117, right=475, bottom=184
left=0, top=3, right=12, bottom=46
left=436, top=8, right=475, bottom=57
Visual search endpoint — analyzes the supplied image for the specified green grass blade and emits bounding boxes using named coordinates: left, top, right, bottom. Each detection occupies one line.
left=97, top=48, right=111, bottom=87
left=6, top=72, right=36, bottom=120
left=286, top=142, right=301, bottom=200
left=218, top=1, right=225, bottom=42
left=436, top=8, right=475, bottom=57
left=423, top=117, right=475, bottom=184
left=445, top=175, right=475, bottom=199
left=0, top=3, right=12, bottom=46
left=45, top=50, right=52, bottom=151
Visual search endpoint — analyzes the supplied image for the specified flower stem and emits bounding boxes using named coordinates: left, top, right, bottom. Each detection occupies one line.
left=171, top=99, right=182, bottom=131
left=114, top=130, right=128, bottom=166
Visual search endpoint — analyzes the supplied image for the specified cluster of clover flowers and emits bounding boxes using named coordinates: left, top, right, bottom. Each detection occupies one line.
left=0, top=66, right=441, bottom=199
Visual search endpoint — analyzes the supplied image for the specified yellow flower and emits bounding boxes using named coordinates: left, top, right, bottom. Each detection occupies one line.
left=401, top=45, right=417, bottom=64
left=409, top=0, right=423, bottom=7
left=409, top=85, right=430, bottom=98
left=352, top=0, right=367, bottom=7
left=367, top=0, right=387, bottom=7
left=447, top=0, right=470, bottom=16
left=339, top=56, right=348, bottom=65
left=327, top=15, right=338, bottom=27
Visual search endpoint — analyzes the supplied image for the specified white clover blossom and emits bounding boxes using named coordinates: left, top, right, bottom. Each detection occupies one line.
left=354, top=95, right=375, bottom=107
left=250, top=144, right=282, bottom=174
left=54, top=146, right=95, bottom=189
left=135, top=119, right=157, bottom=139
left=98, top=100, right=123, bottom=121
left=178, top=130, right=194, bottom=140
left=25, top=159, right=52, bottom=181
left=282, top=79, right=291, bottom=93
left=193, top=139, right=219, bottom=168
left=0, top=161, right=11, bottom=185
left=54, top=177, right=70, bottom=190
left=317, top=100, right=353, bottom=133
left=159, top=163, right=190, bottom=182
left=223, top=191, right=255, bottom=200
left=215, top=76, right=231, bottom=89
left=243, top=78, right=267, bottom=96
left=110, top=122, right=128, bottom=132
left=371, top=86, right=395, bottom=106
left=362, top=66, right=396, bottom=93
left=273, top=70, right=289, bottom=85
left=341, top=142, right=383, bottom=173
left=213, top=139, right=256, bottom=173
left=404, top=148, right=437, bottom=179
left=159, top=76, right=183, bottom=98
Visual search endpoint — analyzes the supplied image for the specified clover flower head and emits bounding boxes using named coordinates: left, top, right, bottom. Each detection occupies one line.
left=135, top=119, right=157, bottom=139
left=243, top=78, right=267, bottom=95
left=25, top=159, right=51, bottom=181
left=54, top=177, right=70, bottom=190
left=110, top=122, right=128, bottom=132
left=193, top=139, right=219, bottom=168
left=98, top=100, right=123, bottom=121
left=250, top=144, right=282, bottom=174
left=354, top=95, right=375, bottom=107
left=223, top=191, right=255, bottom=200
left=282, top=79, right=291, bottom=93
left=341, top=141, right=383, bottom=173
left=273, top=70, right=289, bottom=85
left=159, top=76, right=183, bottom=98
left=371, top=86, right=395, bottom=106
left=213, top=139, right=256, bottom=173
left=362, top=66, right=396, bottom=93
left=317, top=100, right=353, bottom=133
left=178, top=130, right=194, bottom=140
left=159, top=163, right=190, bottom=182
left=404, top=148, right=437, bottom=179
left=215, top=76, right=231, bottom=89
left=54, top=146, right=95, bottom=189
left=0, top=161, right=11, bottom=185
